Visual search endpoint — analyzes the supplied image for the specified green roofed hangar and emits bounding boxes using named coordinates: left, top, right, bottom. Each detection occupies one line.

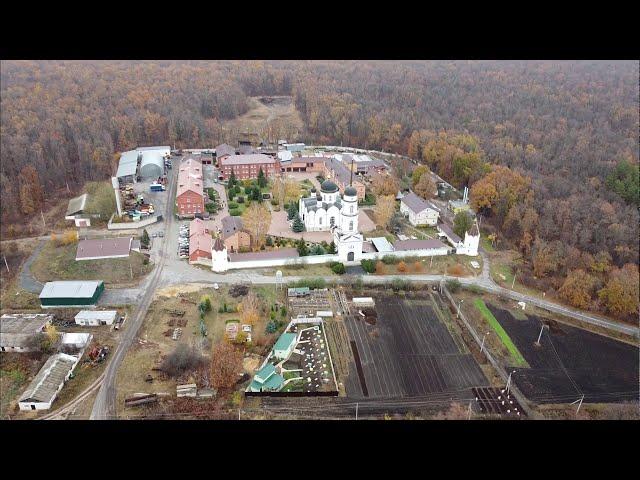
left=39, top=281, right=105, bottom=308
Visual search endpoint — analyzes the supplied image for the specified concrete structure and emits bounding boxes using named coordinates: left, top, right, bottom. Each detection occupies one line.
left=221, top=216, right=251, bottom=253
left=18, top=353, right=80, bottom=411
left=74, top=310, right=117, bottom=326
left=281, top=156, right=326, bottom=173
left=400, top=192, right=440, bottom=226
left=65, top=194, right=88, bottom=221
left=39, top=281, right=105, bottom=308
left=273, top=332, right=298, bottom=360
left=176, top=157, right=205, bottom=218
left=116, top=150, right=139, bottom=183
left=112, top=177, right=123, bottom=216
left=75, top=237, right=132, bottom=261
left=139, top=151, right=165, bottom=179
left=0, top=314, right=53, bottom=352
left=218, top=154, right=280, bottom=180
left=189, top=218, right=213, bottom=263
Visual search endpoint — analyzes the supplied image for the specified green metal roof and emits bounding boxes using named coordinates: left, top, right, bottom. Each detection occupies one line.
left=262, top=373, right=284, bottom=391
left=255, top=363, right=276, bottom=383
left=274, top=332, right=297, bottom=352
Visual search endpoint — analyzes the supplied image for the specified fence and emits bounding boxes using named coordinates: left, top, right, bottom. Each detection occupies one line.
left=107, top=213, right=159, bottom=230
left=441, top=285, right=535, bottom=418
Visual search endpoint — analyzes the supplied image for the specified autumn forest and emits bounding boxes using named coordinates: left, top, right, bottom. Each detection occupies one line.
left=1, top=60, right=638, bottom=318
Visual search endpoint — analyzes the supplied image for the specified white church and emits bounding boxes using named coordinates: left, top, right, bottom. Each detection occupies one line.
left=298, top=180, right=364, bottom=263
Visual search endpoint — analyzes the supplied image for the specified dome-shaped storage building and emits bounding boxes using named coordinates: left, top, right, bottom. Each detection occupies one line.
left=139, top=151, right=165, bottom=179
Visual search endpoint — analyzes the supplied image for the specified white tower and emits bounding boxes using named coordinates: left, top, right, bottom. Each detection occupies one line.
left=340, top=186, right=359, bottom=234
left=461, top=219, right=480, bottom=256
left=211, top=237, right=229, bottom=272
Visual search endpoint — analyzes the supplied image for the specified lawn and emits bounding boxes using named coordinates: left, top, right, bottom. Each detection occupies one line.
left=30, top=241, right=153, bottom=286
left=473, top=298, right=528, bottom=367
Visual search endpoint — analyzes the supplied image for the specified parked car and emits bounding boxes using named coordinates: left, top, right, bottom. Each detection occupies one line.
left=158, top=231, right=164, bottom=237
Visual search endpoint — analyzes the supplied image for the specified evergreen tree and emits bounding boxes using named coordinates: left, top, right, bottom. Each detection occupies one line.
left=141, top=229, right=150, bottom=248
left=257, top=167, right=267, bottom=188
left=453, top=211, right=473, bottom=238
left=328, top=241, right=337, bottom=254
left=287, top=202, right=298, bottom=220
left=296, top=238, right=309, bottom=256
left=229, top=169, right=237, bottom=188
left=292, top=214, right=305, bottom=232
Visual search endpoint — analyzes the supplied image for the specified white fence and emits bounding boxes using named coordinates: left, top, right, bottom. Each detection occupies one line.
left=226, top=253, right=341, bottom=271
left=361, top=247, right=450, bottom=261
left=108, top=214, right=159, bottom=230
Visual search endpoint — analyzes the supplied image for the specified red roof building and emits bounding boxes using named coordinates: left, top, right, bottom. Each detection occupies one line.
left=219, top=154, right=280, bottom=180
left=189, top=218, right=212, bottom=263
left=176, top=157, right=205, bottom=218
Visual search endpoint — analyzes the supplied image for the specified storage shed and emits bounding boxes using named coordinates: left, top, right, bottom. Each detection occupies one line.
left=0, top=314, right=53, bottom=352
left=74, top=310, right=117, bottom=326
left=116, top=150, right=140, bottom=182
left=139, top=151, right=165, bottom=179
left=39, top=281, right=105, bottom=308
left=18, top=353, right=79, bottom=410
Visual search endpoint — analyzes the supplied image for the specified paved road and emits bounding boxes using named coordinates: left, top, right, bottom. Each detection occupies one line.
left=90, top=165, right=178, bottom=420
left=18, top=239, right=45, bottom=293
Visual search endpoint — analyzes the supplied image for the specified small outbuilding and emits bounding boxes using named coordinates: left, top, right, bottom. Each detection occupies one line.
left=74, top=310, right=118, bottom=326
left=39, top=281, right=105, bottom=308
left=0, top=314, right=53, bottom=352
left=273, top=332, right=297, bottom=361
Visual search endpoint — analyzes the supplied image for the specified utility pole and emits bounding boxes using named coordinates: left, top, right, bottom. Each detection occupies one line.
left=41, top=210, right=46, bottom=228
left=467, top=401, right=472, bottom=420
left=535, top=324, right=547, bottom=346
left=3, top=255, right=9, bottom=273
left=506, top=370, right=516, bottom=396
left=129, top=262, right=133, bottom=280
left=238, top=408, right=241, bottom=421
left=511, top=271, right=517, bottom=289
left=456, top=299, right=463, bottom=318
left=570, top=394, right=585, bottom=414
left=480, top=331, right=489, bottom=354
left=430, top=256, right=433, bottom=269
left=355, top=402, right=358, bottom=421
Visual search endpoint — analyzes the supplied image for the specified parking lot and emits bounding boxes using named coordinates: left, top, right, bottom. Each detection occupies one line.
left=344, top=295, right=488, bottom=399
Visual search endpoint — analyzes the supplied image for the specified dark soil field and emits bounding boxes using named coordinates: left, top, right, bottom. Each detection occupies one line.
left=344, top=295, right=488, bottom=399
left=487, top=305, right=639, bottom=404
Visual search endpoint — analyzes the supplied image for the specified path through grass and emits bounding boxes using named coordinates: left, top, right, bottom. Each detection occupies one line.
left=473, top=298, right=528, bottom=367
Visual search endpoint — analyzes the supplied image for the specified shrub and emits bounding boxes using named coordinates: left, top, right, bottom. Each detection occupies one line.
left=266, top=320, right=277, bottom=334
left=280, top=306, right=287, bottom=317
left=265, top=236, right=273, bottom=247
left=331, top=263, right=346, bottom=275
left=375, top=261, right=386, bottom=274
left=361, top=259, right=376, bottom=273
left=412, top=261, right=423, bottom=272
left=290, top=277, right=326, bottom=289
left=382, top=255, right=399, bottom=265
left=271, top=198, right=279, bottom=206
left=448, top=264, right=464, bottom=276
left=229, top=208, right=241, bottom=216
left=397, top=261, right=407, bottom=272
left=236, top=196, right=245, bottom=204
left=160, top=344, right=205, bottom=378
left=446, top=279, right=462, bottom=293
left=391, top=278, right=409, bottom=291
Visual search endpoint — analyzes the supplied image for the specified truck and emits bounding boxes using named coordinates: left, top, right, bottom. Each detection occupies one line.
left=150, top=183, right=164, bottom=192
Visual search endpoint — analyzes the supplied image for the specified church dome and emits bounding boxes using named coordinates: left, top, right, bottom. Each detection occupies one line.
left=344, top=186, right=357, bottom=197
left=320, top=179, right=339, bottom=193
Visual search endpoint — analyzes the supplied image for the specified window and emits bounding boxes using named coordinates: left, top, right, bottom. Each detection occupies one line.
left=350, top=205, right=354, bottom=213
left=330, top=217, right=335, bottom=226
left=349, top=221, right=353, bottom=231
left=319, top=217, right=322, bottom=225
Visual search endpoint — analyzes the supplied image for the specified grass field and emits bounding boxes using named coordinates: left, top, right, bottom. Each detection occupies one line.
left=473, top=298, right=528, bottom=367
left=31, top=241, right=153, bottom=286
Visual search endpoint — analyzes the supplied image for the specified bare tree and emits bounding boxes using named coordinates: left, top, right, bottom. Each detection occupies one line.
left=210, top=342, right=243, bottom=391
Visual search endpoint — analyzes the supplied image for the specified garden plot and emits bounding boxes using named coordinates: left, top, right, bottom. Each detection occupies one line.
left=343, top=295, right=488, bottom=399
left=487, top=304, right=639, bottom=404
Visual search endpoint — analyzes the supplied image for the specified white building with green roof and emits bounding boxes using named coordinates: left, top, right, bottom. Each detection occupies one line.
left=273, top=332, right=298, bottom=361
left=248, top=363, right=285, bottom=392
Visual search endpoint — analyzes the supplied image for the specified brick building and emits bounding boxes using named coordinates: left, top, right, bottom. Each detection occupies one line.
left=221, top=216, right=251, bottom=253
left=219, top=154, right=280, bottom=180
left=189, top=218, right=213, bottom=263
left=176, top=157, right=205, bottom=218
left=323, top=157, right=366, bottom=200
